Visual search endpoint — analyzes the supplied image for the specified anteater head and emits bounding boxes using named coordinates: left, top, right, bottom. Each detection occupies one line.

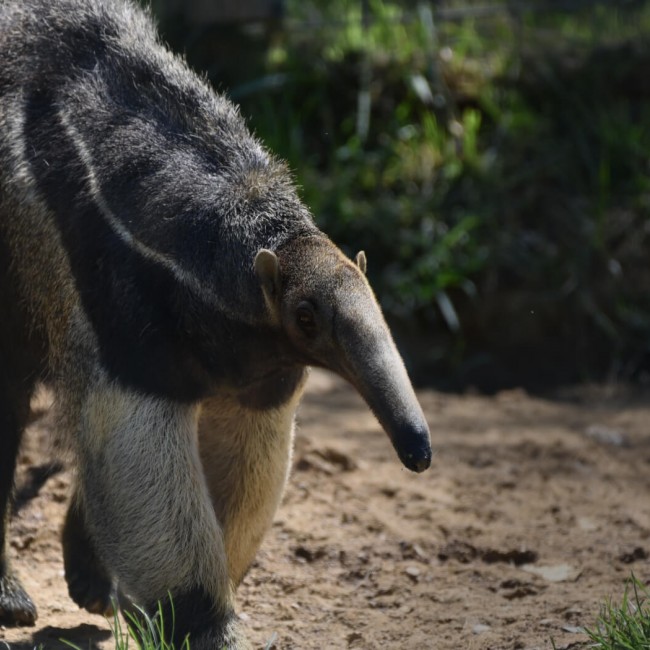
left=254, top=236, right=432, bottom=473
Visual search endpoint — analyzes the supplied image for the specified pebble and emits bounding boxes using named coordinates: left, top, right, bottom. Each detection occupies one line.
left=585, top=424, right=625, bottom=447
left=404, top=566, right=421, bottom=581
left=561, top=625, right=584, bottom=634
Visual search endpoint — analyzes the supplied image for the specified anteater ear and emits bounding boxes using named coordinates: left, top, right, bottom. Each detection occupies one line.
left=355, top=250, right=367, bottom=275
left=255, top=249, right=281, bottom=304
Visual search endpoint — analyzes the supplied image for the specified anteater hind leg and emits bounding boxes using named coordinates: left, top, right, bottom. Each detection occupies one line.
left=62, top=491, right=115, bottom=616
left=0, top=379, right=37, bottom=625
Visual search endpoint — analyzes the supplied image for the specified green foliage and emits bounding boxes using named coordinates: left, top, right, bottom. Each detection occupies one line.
left=584, top=576, right=650, bottom=649
left=155, top=0, right=650, bottom=387
left=60, top=597, right=278, bottom=650
left=62, top=599, right=190, bottom=650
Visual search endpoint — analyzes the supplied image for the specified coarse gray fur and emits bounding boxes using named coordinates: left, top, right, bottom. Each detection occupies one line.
left=0, top=0, right=432, bottom=647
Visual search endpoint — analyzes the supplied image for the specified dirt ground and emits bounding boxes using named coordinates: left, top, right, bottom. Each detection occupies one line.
left=2, top=369, right=650, bottom=650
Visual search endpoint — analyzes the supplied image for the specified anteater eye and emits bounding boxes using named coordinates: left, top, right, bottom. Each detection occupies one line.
left=296, top=301, right=317, bottom=335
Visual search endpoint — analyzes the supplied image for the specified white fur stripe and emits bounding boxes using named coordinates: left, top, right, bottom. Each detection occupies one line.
left=3, top=90, right=38, bottom=190
left=57, top=107, right=239, bottom=315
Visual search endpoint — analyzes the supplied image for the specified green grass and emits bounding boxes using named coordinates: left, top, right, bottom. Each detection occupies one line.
left=62, top=599, right=190, bottom=650
left=108, top=603, right=189, bottom=650
left=61, top=597, right=278, bottom=650
left=584, top=576, right=650, bottom=649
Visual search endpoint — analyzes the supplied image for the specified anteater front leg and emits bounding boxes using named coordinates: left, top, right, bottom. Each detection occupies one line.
left=74, top=380, right=248, bottom=650
left=198, top=382, right=305, bottom=588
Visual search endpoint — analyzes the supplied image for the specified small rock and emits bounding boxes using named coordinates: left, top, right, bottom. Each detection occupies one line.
left=472, top=623, right=491, bottom=635
left=585, top=424, right=625, bottom=447
left=577, top=517, right=598, bottom=531
left=561, top=625, right=584, bottom=634
left=522, top=563, right=581, bottom=583
left=404, top=566, right=421, bottom=582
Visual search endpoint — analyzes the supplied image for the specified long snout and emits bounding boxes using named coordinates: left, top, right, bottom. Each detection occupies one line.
left=336, top=319, right=432, bottom=473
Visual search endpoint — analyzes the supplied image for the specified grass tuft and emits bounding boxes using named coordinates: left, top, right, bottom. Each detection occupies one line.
left=61, top=596, right=278, bottom=650
left=584, top=576, right=650, bottom=650
left=62, top=597, right=189, bottom=650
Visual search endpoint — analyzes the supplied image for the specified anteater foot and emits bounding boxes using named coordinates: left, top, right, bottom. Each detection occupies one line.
left=63, top=503, right=114, bottom=616
left=65, top=563, right=114, bottom=616
left=176, top=617, right=252, bottom=650
left=0, top=572, right=37, bottom=625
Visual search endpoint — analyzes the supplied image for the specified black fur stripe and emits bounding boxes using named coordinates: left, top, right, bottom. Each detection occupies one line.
left=22, top=90, right=205, bottom=400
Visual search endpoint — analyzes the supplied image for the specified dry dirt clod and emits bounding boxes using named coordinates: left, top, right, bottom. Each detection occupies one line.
left=618, top=546, right=648, bottom=563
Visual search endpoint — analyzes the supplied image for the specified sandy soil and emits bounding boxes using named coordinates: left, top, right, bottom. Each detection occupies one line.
left=2, top=370, right=650, bottom=650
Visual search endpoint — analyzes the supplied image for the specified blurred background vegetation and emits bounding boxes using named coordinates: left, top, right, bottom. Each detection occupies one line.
left=146, top=0, right=650, bottom=391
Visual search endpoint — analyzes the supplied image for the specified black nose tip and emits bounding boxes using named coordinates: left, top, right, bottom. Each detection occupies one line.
left=412, top=455, right=432, bottom=473
left=401, top=447, right=432, bottom=473
left=391, top=420, right=432, bottom=472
